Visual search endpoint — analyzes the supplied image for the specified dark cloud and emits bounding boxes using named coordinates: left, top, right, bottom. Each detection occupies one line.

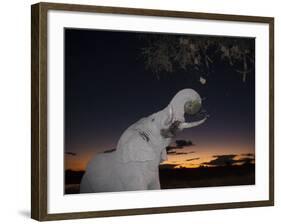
left=202, top=154, right=237, bottom=166
left=65, top=152, right=77, bottom=156
left=166, top=140, right=194, bottom=152
left=176, top=151, right=195, bottom=155
left=186, top=157, right=200, bottom=162
left=186, top=151, right=195, bottom=154
left=159, top=164, right=179, bottom=169
left=175, top=152, right=189, bottom=155
left=166, top=146, right=179, bottom=152
left=241, top=153, right=254, bottom=157
left=175, top=140, right=193, bottom=147
left=236, top=157, right=255, bottom=165
left=167, top=150, right=195, bottom=155
left=103, top=148, right=116, bottom=153
left=201, top=154, right=255, bottom=167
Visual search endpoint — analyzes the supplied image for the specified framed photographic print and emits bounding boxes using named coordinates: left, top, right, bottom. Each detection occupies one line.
left=31, top=2, right=274, bottom=221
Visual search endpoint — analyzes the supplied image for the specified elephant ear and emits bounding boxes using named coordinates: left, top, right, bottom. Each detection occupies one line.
left=121, top=135, right=156, bottom=163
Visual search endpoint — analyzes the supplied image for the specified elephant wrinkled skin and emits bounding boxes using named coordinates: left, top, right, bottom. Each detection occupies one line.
left=80, top=89, right=207, bottom=193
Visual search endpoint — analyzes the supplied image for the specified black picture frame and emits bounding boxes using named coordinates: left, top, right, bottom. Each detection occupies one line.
left=31, top=2, right=274, bottom=221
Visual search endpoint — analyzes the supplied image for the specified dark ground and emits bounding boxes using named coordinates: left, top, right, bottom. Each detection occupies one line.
left=65, top=164, right=255, bottom=194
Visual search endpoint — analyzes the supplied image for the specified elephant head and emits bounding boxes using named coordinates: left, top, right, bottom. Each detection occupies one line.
left=117, top=89, right=207, bottom=164
left=160, top=89, right=207, bottom=138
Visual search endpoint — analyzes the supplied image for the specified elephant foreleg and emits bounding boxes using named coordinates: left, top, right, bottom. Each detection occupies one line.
left=122, top=176, right=148, bottom=191
left=148, top=175, right=161, bottom=190
left=80, top=174, right=94, bottom=193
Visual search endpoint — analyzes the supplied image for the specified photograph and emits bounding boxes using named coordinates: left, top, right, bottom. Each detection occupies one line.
left=31, top=3, right=274, bottom=220
left=64, top=28, right=255, bottom=194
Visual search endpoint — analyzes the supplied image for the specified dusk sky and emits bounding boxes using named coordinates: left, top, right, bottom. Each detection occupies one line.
left=64, top=28, right=255, bottom=171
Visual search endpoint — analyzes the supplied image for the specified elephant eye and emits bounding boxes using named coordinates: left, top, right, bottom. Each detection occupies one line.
left=139, top=131, right=150, bottom=142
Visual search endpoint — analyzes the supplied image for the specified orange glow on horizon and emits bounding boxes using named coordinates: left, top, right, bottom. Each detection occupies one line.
left=162, top=144, right=254, bottom=168
left=65, top=151, right=94, bottom=171
left=65, top=144, right=254, bottom=171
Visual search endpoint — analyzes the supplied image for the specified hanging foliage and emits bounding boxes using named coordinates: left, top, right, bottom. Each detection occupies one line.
left=140, top=34, right=255, bottom=83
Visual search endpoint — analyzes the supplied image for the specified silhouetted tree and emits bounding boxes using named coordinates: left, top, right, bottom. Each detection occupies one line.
left=140, top=34, right=254, bottom=83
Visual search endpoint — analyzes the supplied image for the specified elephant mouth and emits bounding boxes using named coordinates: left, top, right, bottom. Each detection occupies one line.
left=184, top=108, right=208, bottom=123
left=160, top=124, right=179, bottom=138
left=177, top=108, right=208, bottom=130
left=161, top=98, right=208, bottom=137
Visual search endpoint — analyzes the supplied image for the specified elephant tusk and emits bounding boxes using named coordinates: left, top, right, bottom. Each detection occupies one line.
left=179, top=117, right=207, bottom=129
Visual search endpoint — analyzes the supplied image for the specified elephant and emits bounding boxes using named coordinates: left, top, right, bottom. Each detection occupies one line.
left=80, top=89, right=207, bottom=193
